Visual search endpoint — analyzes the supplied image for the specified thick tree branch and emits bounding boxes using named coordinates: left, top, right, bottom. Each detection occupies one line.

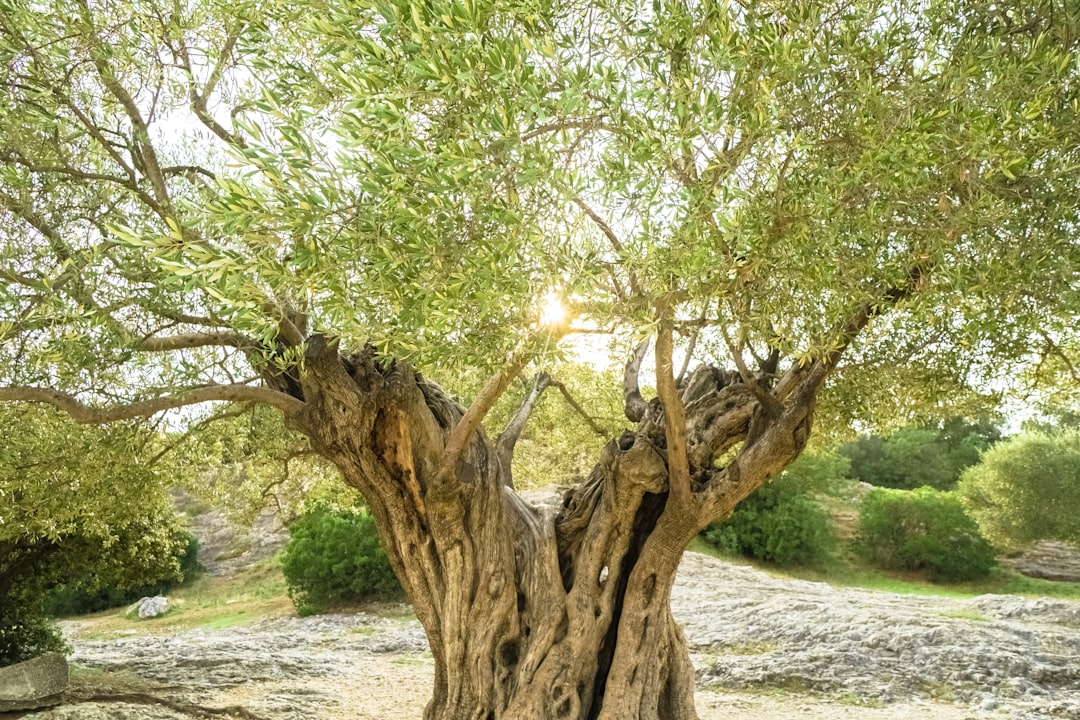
left=154, top=309, right=231, bottom=328
left=776, top=262, right=931, bottom=400
left=623, top=338, right=650, bottom=422
left=676, top=324, right=700, bottom=386
left=187, top=24, right=248, bottom=149
left=160, top=164, right=217, bottom=180
left=496, top=372, right=553, bottom=488
left=201, top=24, right=242, bottom=102
left=78, top=1, right=172, bottom=211
left=1038, top=329, right=1080, bottom=385
left=549, top=380, right=608, bottom=437
left=655, top=302, right=691, bottom=508
left=720, top=326, right=783, bottom=416
left=135, top=331, right=251, bottom=352
left=0, top=384, right=305, bottom=423
left=435, top=343, right=535, bottom=485
left=0, top=148, right=156, bottom=207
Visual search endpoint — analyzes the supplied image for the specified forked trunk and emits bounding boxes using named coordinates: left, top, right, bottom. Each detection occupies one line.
left=288, top=338, right=817, bottom=719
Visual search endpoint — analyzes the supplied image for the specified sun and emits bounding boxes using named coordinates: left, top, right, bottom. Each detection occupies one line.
left=538, top=289, right=570, bottom=330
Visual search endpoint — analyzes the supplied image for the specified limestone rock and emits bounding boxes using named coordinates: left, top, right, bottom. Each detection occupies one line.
left=56, top=553, right=1080, bottom=720
left=127, top=596, right=169, bottom=619
left=0, top=652, right=69, bottom=711
left=1002, top=541, right=1080, bottom=583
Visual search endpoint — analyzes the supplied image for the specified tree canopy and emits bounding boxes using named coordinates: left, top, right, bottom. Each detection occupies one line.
left=0, top=405, right=187, bottom=664
left=839, top=416, right=1001, bottom=490
left=1, top=0, right=1077, bottom=422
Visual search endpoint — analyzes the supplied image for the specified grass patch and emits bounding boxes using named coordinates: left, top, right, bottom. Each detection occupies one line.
left=722, top=641, right=776, bottom=656
left=62, top=551, right=293, bottom=640
left=391, top=655, right=428, bottom=666
left=194, top=609, right=261, bottom=630
left=937, top=608, right=991, bottom=622
left=837, top=692, right=885, bottom=708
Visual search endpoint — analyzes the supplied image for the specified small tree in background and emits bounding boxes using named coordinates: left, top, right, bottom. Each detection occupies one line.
left=840, top=418, right=1001, bottom=490
left=43, top=533, right=204, bottom=617
left=958, top=429, right=1080, bottom=551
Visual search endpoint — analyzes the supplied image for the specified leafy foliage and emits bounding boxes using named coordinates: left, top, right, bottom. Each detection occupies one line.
left=0, top=405, right=188, bottom=664
left=702, top=474, right=836, bottom=568
left=43, top=533, right=204, bottom=617
left=0, top=0, right=1075, bottom=418
left=856, top=487, right=996, bottom=582
left=840, top=418, right=1000, bottom=490
left=0, top=605, right=67, bottom=668
left=958, top=429, right=1080, bottom=551
left=773, top=448, right=852, bottom=494
left=281, top=506, right=401, bottom=616
left=171, top=406, right=349, bottom=524
left=485, top=362, right=624, bottom=487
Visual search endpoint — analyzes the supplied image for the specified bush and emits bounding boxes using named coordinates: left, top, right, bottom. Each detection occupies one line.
left=43, top=533, right=204, bottom=617
left=701, top=478, right=835, bottom=567
left=856, top=487, right=995, bottom=582
left=0, top=602, right=68, bottom=667
left=0, top=405, right=196, bottom=665
left=958, top=429, right=1080, bottom=551
left=282, top=506, right=401, bottom=616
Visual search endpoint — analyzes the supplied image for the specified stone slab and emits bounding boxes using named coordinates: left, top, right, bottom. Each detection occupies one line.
left=0, top=652, right=68, bottom=711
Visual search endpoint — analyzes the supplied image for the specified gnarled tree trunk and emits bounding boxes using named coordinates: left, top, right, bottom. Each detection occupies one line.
left=279, top=335, right=822, bottom=720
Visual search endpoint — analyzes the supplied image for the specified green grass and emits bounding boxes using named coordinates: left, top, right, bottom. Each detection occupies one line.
left=63, top=551, right=294, bottom=640
left=391, top=653, right=432, bottom=665
left=723, top=641, right=777, bottom=656
left=937, top=608, right=991, bottom=622
left=837, top=692, right=885, bottom=708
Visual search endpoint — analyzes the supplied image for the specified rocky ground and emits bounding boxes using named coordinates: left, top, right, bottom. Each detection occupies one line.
left=27, top=551, right=1079, bottom=720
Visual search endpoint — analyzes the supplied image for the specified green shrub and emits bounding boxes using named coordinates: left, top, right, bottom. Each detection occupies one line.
left=957, top=429, right=1080, bottom=550
left=43, top=533, right=204, bottom=617
left=856, top=487, right=995, bottom=582
left=282, top=506, right=401, bottom=616
left=0, top=602, right=68, bottom=667
left=702, top=478, right=835, bottom=567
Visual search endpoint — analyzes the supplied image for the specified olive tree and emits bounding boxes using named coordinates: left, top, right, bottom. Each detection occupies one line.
left=1, top=0, right=1078, bottom=716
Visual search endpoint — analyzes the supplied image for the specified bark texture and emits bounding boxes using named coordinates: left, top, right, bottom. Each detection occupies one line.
left=276, top=335, right=825, bottom=720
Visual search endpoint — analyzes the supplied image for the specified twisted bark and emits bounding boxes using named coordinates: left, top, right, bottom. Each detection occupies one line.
left=282, top=333, right=823, bottom=720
